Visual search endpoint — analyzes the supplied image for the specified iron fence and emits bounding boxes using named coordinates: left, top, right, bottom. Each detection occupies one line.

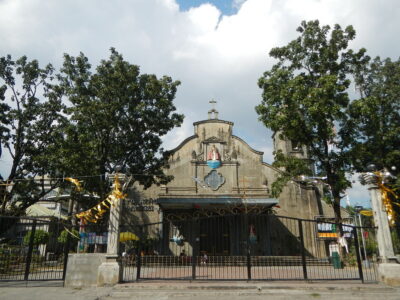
left=0, top=216, right=70, bottom=281
left=120, top=213, right=379, bottom=282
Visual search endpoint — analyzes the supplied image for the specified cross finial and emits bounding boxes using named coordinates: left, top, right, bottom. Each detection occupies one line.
left=209, top=99, right=217, bottom=110
left=208, top=99, right=218, bottom=119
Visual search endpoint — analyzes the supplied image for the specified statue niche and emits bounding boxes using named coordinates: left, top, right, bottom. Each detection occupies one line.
left=207, top=145, right=221, bottom=169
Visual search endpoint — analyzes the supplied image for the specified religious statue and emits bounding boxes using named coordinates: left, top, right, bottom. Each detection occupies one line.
left=207, top=145, right=221, bottom=161
left=207, top=145, right=221, bottom=169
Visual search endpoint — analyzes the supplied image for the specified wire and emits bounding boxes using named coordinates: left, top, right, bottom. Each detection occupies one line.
left=0, top=172, right=159, bottom=183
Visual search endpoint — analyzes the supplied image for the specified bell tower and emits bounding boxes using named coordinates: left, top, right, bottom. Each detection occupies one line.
left=272, top=131, right=315, bottom=174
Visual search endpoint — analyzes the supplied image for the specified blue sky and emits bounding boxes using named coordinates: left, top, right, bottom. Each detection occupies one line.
left=1, top=0, right=399, bottom=208
left=176, top=0, right=240, bottom=15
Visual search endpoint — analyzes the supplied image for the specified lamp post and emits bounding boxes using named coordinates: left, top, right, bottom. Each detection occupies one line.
left=354, top=205, right=369, bottom=266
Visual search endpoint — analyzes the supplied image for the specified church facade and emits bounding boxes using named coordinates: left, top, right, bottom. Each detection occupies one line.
left=122, top=110, right=337, bottom=257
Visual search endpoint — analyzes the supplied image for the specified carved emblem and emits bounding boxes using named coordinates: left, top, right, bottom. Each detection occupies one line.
left=224, top=148, right=231, bottom=161
left=196, top=151, right=204, bottom=161
left=204, top=170, right=225, bottom=191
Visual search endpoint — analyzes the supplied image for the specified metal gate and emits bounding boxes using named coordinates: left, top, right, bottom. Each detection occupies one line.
left=121, top=213, right=378, bottom=282
left=0, top=216, right=70, bottom=282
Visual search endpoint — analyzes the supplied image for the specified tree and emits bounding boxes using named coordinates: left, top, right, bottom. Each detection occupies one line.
left=269, top=150, right=313, bottom=198
left=23, top=229, right=49, bottom=246
left=347, top=57, right=400, bottom=179
left=346, top=56, right=400, bottom=227
left=56, top=48, right=184, bottom=197
left=58, top=229, right=80, bottom=251
left=0, top=55, right=67, bottom=215
left=256, top=20, right=369, bottom=223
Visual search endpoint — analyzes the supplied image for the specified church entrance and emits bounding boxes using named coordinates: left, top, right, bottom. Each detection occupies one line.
left=199, top=217, right=230, bottom=255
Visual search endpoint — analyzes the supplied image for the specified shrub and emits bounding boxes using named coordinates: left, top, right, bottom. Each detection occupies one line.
left=23, top=230, right=49, bottom=246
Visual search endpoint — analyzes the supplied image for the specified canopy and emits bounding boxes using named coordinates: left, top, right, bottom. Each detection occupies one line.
left=120, top=232, right=139, bottom=242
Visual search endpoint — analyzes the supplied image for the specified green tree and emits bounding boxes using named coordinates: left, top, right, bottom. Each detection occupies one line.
left=58, top=229, right=80, bottom=251
left=270, top=150, right=313, bottom=198
left=347, top=57, right=400, bottom=180
left=256, top=20, right=369, bottom=223
left=0, top=55, right=67, bottom=215
left=56, top=48, right=184, bottom=197
left=346, top=56, right=400, bottom=228
left=23, top=229, right=49, bottom=246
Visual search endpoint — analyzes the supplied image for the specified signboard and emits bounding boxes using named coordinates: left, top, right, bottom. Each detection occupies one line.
left=315, top=217, right=354, bottom=239
left=128, top=198, right=156, bottom=211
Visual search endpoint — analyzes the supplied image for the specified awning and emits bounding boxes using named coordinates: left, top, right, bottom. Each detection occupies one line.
left=157, top=197, right=278, bottom=209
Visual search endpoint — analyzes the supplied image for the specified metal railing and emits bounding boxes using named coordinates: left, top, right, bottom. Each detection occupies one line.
left=120, top=214, right=379, bottom=282
left=0, top=216, right=70, bottom=282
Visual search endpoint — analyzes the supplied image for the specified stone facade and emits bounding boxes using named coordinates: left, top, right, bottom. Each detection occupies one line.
left=121, top=115, right=336, bottom=257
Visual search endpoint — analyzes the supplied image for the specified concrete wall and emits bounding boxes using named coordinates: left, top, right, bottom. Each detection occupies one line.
left=64, top=253, right=106, bottom=287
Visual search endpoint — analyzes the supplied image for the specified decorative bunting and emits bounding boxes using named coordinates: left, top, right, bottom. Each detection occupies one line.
left=360, top=210, right=373, bottom=217
left=65, top=177, right=83, bottom=192
left=374, top=171, right=398, bottom=226
left=76, top=175, right=127, bottom=223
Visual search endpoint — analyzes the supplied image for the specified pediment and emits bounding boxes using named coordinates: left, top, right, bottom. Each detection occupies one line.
left=203, top=136, right=225, bottom=144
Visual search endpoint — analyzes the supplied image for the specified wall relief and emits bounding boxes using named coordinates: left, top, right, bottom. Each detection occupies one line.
left=204, top=169, right=225, bottom=191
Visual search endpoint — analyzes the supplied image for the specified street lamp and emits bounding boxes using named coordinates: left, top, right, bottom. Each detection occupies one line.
left=354, top=205, right=369, bottom=266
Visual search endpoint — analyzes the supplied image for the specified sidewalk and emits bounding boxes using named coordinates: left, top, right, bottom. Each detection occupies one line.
left=2, top=281, right=400, bottom=300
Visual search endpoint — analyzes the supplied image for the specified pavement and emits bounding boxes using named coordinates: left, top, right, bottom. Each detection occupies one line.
left=1, top=280, right=400, bottom=300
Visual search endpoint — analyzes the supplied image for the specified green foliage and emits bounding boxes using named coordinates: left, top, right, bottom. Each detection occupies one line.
left=256, top=20, right=369, bottom=221
left=345, top=56, right=400, bottom=224
left=1, top=49, right=183, bottom=215
left=58, top=229, right=80, bottom=251
left=0, top=55, right=67, bottom=215
left=57, top=229, right=80, bottom=244
left=23, top=230, right=49, bottom=246
left=56, top=48, right=184, bottom=196
left=343, top=245, right=357, bottom=266
left=392, top=229, right=400, bottom=255
left=365, top=234, right=378, bottom=256
left=346, top=57, right=400, bottom=196
left=270, top=150, right=312, bottom=197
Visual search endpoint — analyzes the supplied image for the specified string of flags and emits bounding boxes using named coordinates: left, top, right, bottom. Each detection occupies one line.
left=65, top=175, right=127, bottom=223
left=65, top=177, right=83, bottom=192
left=375, top=171, right=399, bottom=226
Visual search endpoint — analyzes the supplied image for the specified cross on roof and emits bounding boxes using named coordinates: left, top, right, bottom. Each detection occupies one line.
left=209, top=99, right=217, bottom=110
left=208, top=99, right=219, bottom=119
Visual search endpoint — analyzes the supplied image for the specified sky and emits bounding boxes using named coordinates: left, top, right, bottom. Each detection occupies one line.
left=1, top=0, right=399, bottom=208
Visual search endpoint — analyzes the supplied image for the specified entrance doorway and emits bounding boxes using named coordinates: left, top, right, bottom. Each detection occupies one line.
left=199, top=217, right=230, bottom=255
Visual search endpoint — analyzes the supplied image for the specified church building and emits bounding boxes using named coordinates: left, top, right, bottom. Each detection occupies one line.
left=123, top=106, right=337, bottom=257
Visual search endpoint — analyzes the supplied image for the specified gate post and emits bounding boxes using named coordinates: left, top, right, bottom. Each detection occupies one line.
left=245, top=214, right=251, bottom=280
left=352, top=227, right=364, bottom=283
left=191, top=220, right=197, bottom=280
left=136, top=225, right=143, bottom=281
left=24, top=220, right=37, bottom=281
left=298, top=219, right=308, bottom=280
left=62, top=224, right=72, bottom=281
left=97, top=171, right=126, bottom=286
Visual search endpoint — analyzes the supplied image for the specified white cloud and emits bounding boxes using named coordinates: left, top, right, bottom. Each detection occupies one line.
left=1, top=0, right=399, bottom=204
left=346, top=174, right=371, bottom=208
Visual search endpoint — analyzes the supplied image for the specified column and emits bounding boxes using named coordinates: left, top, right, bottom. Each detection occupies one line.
left=365, top=173, right=400, bottom=286
left=97, top=172, right=126, bottom=286
left=368, top=184, right=394, bottom=262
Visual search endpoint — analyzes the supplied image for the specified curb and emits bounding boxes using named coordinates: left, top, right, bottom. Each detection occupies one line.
left=115, top=281, right=396, bottom=292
